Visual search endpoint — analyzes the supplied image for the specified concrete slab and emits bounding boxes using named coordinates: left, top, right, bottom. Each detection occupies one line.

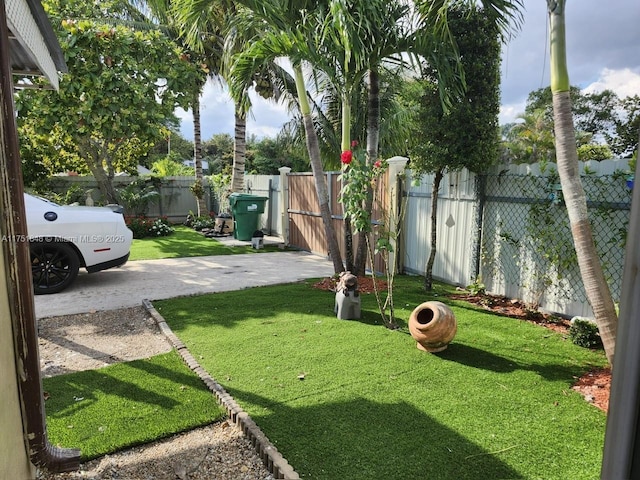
left=34, top=251, right=334, bottom=318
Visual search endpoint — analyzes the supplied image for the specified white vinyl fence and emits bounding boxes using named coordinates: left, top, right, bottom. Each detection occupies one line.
left=49, top=158, right=632, bottom=318
left=401, top=159, right=633, bottom=318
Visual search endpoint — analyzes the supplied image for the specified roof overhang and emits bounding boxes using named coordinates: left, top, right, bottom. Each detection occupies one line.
left=6, top=0, right=66, bottom=90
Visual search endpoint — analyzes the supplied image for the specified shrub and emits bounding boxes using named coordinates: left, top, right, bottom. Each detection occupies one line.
left=126, top=216, right=174, bottom=239
left=191, top=216, right=215, bottom=231
left=117, top=178, right=160, bottom=217
left=149, top=218, right=174, bottom=237
left=569, top=318, right=603, bottom=349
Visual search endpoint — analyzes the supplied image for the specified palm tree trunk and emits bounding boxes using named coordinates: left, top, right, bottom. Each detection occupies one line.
left=294, top=64, right=344, bottom=273
left=549, top=0, right=617, bottom=364
left=192, top=92, right=208, bottom=217
left=342, top=95, right=354, bottom=272
left=354, top=68, right=380, bottom=276
left=231, top=107, right=246, bottom=193
left=424, top=168, right=443, bottom=291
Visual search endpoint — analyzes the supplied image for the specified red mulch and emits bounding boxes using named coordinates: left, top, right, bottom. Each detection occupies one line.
left=312, top=278, right=610, bottom=413
left=313, top=276, right=387, bottom=294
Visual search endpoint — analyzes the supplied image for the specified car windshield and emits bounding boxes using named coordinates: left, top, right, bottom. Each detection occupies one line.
left=26, top=193, right=60, bottom=206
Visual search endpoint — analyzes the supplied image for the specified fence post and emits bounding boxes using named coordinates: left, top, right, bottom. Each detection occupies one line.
left=386, top=156, right=409, bottom=275
left=278, top=167, right=291, bottom=245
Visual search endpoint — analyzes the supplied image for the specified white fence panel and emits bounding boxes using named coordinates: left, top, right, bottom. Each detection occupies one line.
left=244, top=174, right=280, bottom=236
left=403, top=170, right=477, bottom=287
left=146, top=176, right=213, bottom=222
left=491, top=158, right=632, bottom=176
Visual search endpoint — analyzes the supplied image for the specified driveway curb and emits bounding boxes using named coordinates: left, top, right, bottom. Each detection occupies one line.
left=142, top=299, right=300, bottom=480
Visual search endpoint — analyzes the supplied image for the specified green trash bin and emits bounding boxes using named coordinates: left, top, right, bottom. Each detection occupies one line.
left=229, top=193, right=269, bottom=241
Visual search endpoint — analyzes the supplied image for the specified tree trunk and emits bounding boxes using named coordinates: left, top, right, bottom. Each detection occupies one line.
left=231, top=107, right=246, bottom=193
left=341, top=93, right=354, bottom=272
left=549, top=1, right=617, bottom=364
left=86, top=155, right=118, bottom=204
left=192, top=92, right=208, bottom=217
left=354, top=68, right=380, bottom=276
left=78, top=138, right=118, bottom=204
left=293, top=65, right=344, bottom=273
left=424, top=168, right=443, bottom=291
left=344, top=216, right=354, bottom=272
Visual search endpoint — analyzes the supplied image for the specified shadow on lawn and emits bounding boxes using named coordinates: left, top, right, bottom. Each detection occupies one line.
left=44, top=354, right=206, bottom=415
left=229, top=388, right=524, bottom=480
left=436, top=342, right=585, bottom=381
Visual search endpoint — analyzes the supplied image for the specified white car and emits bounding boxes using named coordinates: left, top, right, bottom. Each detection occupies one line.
left=25, top=193, right=133, bottom=294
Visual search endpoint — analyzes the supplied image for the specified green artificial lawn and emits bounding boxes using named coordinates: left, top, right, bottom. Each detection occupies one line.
left=43, top=351, right=225, bottom=461
left=154, top=277, right=608, bottom=480
left=129, top=225, right=283, bottom=260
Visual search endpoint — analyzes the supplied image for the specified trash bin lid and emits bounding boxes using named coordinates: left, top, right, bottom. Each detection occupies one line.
left=229, top=192, right=268, bottom=205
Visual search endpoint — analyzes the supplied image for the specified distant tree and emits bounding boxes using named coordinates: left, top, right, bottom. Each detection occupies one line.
left=150, top=156, right=194, bottom=176
left=612, top=95, right=640, bottom=157
left=503, top=109, right=556, bottom=164
left=577, top=144, right=614, bottom=161
left=203, top=134, right=234, bottom=174
left=524, top=85, right=640, bottom=158
left=147, top=129, right=194, bottom=166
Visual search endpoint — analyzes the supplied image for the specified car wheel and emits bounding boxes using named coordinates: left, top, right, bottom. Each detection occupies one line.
left=30, top=242, right=80, bottom=294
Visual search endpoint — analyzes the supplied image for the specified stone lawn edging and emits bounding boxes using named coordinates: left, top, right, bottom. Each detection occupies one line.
left=142, top=299, right=300, bottom=480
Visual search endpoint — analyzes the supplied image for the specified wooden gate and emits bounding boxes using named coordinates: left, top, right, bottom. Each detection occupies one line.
left=287, top=171, right=389, bottom=274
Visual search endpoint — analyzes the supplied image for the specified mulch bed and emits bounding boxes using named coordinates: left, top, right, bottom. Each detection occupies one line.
left=313, top=275, right=387, bottom=294
left=312, top=277, right=610, bottom=413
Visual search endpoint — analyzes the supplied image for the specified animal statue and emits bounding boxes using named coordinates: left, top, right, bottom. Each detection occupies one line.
left=334, top=271, right=361, bottom=320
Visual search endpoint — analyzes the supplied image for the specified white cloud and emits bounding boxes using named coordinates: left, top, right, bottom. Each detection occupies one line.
left=583, top=68, right=640, bottom=98
left=499, top=101, right=527, bottom=126
left=499, top=68, right=640, bottom=126
left=178, top=82, right=291, bottom=141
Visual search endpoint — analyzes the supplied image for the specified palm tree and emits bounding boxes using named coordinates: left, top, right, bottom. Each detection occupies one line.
left=136, top=0, right=216, bottom=217
left=511, top=109, right=556, bottom=164
left=547, top=0, right=617, bottom=365
left=225, top=1, right=347, bottom=273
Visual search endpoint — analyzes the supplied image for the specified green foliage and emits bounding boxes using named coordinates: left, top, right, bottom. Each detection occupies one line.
left=577, top=144, right=614, bottom=161
left=151, top=156, right=193, bottom=176
left=570, top=318, right=603, bottom=349
left=210, top=172, right=232, bottom=214
left=125, top=216, right=173, bottom=239
left=117, top=178, right=160, bottom=216
left=49, top=184, right=91, bottom=205
left=190, top=179, right=205, bottom=199
left=612, top=95, right=640, bottom=157
left=15, top=5, right=205, bottom=197
left=339, top=145, right=387, bottom=233
left=191, top=216, right=215, bottom=231
left=203, top=134, right=234, bottom=174
left=408, top=7, right=501, bottom=176
left=517, top=86, right=640, bottom=159
left=502, top=109, right=556, bottom=164
left=466, top=277, right=486, bottom=295
left=147, top=130, right=194, bottom=166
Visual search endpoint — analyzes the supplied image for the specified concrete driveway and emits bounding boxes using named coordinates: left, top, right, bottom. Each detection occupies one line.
left=34, top=251, right=335, bottom=318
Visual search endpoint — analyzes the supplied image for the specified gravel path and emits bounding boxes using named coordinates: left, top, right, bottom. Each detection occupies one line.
left=36, top=306, right=275, bottom=480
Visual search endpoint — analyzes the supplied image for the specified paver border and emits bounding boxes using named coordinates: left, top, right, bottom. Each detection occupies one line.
left=142, top=299, right=300, bottom=480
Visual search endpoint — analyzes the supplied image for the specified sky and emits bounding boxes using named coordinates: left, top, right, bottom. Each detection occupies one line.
left=177, top=1, right=640, bottom=142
